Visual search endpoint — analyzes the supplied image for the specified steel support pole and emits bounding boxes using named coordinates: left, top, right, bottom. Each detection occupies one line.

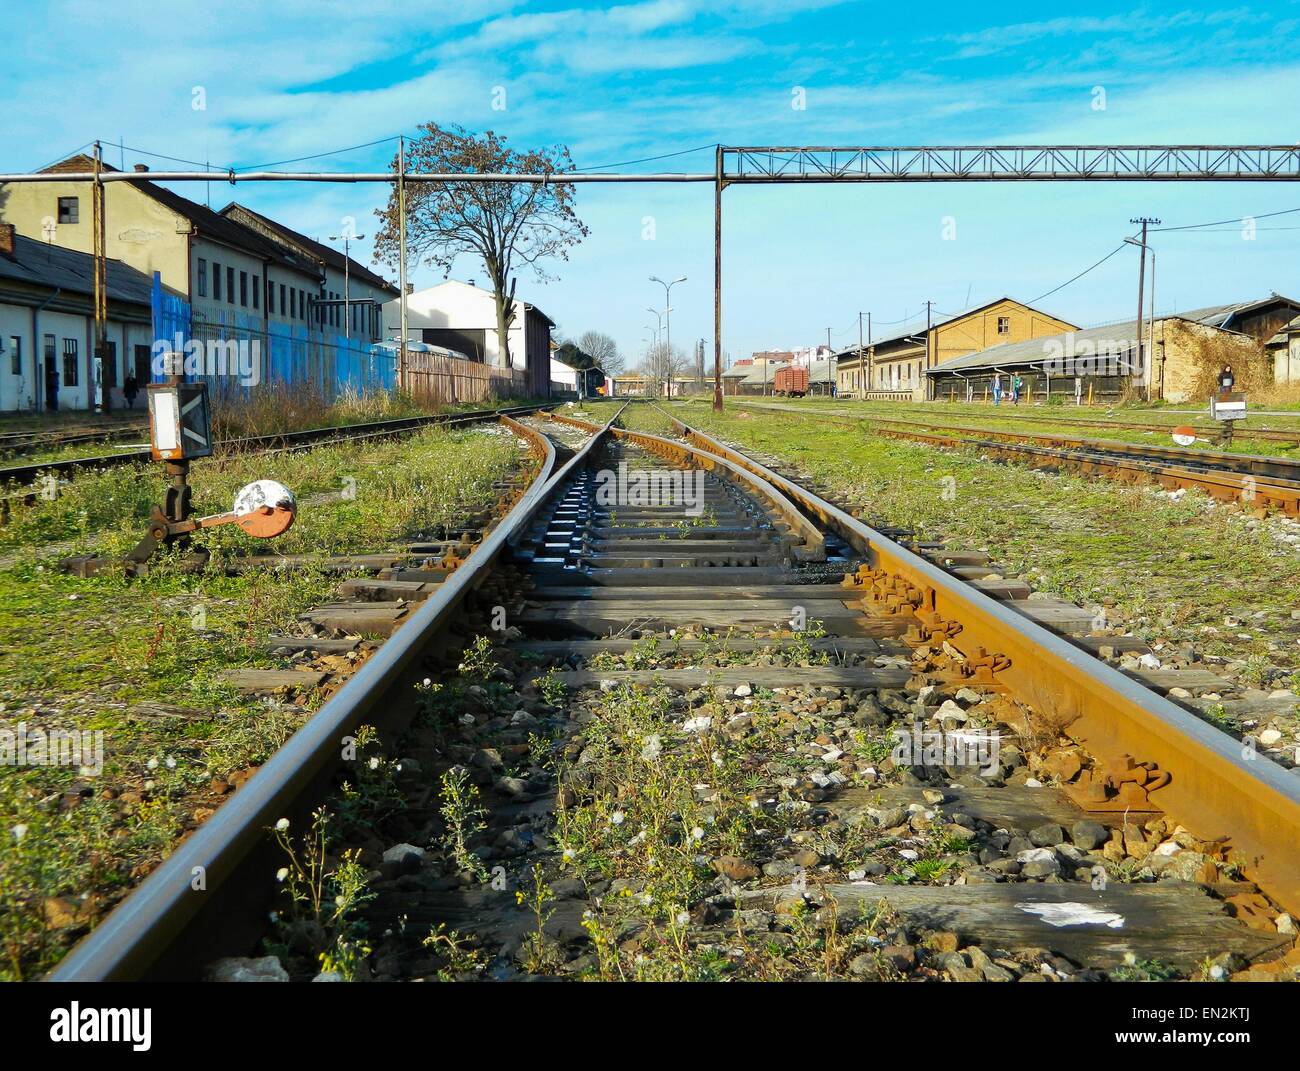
left=398, top=136, right=409, bottom=390
left=713, top=144, right=723, bottom=411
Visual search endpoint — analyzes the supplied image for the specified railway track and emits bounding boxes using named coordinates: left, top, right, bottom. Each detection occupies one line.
left=0, top=403, right=551, bottom=490
left=734, top=400, right=1300, bottom=516
left=0, top=420, right=151, bottom=460
left=46, top=403, right=1300, bottom=982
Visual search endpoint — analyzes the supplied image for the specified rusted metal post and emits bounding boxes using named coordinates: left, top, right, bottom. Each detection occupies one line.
left=93, top=141, right=109, bottom=412
left=713, top=144, right=723, bottom=412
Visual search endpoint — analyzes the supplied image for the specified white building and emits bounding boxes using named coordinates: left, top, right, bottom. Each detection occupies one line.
left=0, top=224, right=153, bottom=411
left=385, top=279, right=553, bottom=396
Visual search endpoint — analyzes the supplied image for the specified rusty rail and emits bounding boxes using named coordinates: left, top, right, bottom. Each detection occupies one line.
left=46, top=408, right=619, bottom=981
left=657, top=407, right=1300, bottom=918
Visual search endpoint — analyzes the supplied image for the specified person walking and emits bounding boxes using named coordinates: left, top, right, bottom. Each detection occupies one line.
left=991, top=373, right=1002, bottom=405
left=1011, top=373, right=1023, bottom=406
left=123, top=373, right=140, bottom=409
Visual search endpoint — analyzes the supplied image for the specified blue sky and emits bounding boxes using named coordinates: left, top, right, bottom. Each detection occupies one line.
left=2, top=0, right=1299, bottom=363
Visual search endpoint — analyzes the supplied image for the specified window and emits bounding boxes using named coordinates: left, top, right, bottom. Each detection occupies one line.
left=196, top=258, right=208, bottom=297
left=213, top=262, right=222, bottom=300
left=252, top=274, right=259, bottom=310
left=226, top=266, right=235, bottom=305
left=57, top=196, right=79, bottom=224
left=44, top=334, right=56, bottom=365
left=997, top=315, right=1011, bottom=336
left=289, top=288, right=296, bottom=319
left=239, top=271, right=248, bottom=307
left=8, top=336, right=20, bottom=376
left=280, top=284, right=287, bottom=316
left=62, top=338, right=79, bottom=386
left=299, top=290, right=306, bottom=320
left=266, top=278, right=274, bottom=313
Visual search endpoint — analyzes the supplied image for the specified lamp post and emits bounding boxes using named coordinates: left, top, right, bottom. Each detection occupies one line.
left=650, top=275, right=686, bottom=350
left=328, top=232, right=365, bottom=339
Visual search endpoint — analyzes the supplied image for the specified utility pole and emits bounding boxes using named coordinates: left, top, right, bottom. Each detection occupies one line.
left=397, top=135, right=409, bottom=389
left=328, top=232, right=364, bottom=339
left=92, top=141, right=109, bottom=412
left=826, top=326, right=832, bottom=395
left=1130, top=217, right=1160, bottom=401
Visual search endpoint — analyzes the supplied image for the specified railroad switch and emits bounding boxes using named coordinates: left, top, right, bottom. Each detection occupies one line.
left=1065, top=754, right=1170, bottom=813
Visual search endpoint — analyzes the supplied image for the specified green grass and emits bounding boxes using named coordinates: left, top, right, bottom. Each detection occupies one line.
left=0, top=422, right=528, bottom=980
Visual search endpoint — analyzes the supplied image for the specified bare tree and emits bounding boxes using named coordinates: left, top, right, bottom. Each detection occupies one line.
left=641, top=341, right=687, bottom=397
left=578, top=330, right=623, bottom=376
left=373, top=124, right=589, bottom=369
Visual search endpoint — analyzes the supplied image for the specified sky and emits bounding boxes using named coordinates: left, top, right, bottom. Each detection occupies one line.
left=2, top=0, right=1299, bottom=365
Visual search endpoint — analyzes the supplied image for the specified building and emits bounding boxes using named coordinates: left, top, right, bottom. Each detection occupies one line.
left=924, top=297, right=1300, bottom=404
left=612, top=373, right=647, bottom=396
left=0, top=224, right=153, bottom=411
left=1266, top=314, right=1300, bottom=386
left=1, top=154, right=400, bottom=403
left=220, top=204, right=397, bottom=340
left=835, top=297, right=1076, bottom=400
left=386, top=279, right=552, bottom=397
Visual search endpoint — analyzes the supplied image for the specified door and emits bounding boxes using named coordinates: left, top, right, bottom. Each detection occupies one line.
left=43, top=334, right=58, bottom=412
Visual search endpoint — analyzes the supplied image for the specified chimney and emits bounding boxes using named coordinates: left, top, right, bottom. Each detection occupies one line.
left=133, top=163, right=149, bottom=173
left=0, top=223, right=14, bottom=256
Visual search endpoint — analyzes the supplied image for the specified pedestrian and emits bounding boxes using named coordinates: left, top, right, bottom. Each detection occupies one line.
left=991, top=373, right=1002, bottom=405
left=123, top=373, right=140, bottom=409
left=1217, top=365, right=1234, bottom=393
left=1011, top=373, right=1023, bottom=405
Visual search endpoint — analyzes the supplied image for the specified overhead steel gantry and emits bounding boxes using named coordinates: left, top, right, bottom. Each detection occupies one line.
left=6, top=143, right=1299, bottom=409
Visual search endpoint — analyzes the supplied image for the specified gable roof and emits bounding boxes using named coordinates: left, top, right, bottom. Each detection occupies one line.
left=39, top=155, right=316, bottom=275
left=0, top=231, right=152, bottom=306
left=220, top=203, right=398, bottom=295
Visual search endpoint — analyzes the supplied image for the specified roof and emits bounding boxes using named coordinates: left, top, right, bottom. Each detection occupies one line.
left=41, top=155, right=308, bottom=272
left=221, top=203, right=398, bottom=295
left=1179, top=295, right=1300, bottom=329
left=0, top=231, right=152, bottom=306
left=834, top=296, right=1077, bottom=360
left=928, top=295, right=1296, bottom=375
left=926, top=321, right=1141, bottom=375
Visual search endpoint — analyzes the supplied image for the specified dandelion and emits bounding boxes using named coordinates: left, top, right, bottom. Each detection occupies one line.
left=275, top=867, right=289, bottom=882
left=368, top=756, right=380, bottom=770
left=610, top=810, right=625, bottom=826
left=11, top=823, right=27, bottom=841
left=275, top=818, right=290, bottom=831
left=422, top=678, right=432, bottom=688
left=562, top=847, right=576, bottom=862
left=676, top=911, right=690, bottom=926
left=147, top=757, right=158, bottom=770
left=691, top=827, right=704, bottom=841
left=165, top=756, right=176, bottom=769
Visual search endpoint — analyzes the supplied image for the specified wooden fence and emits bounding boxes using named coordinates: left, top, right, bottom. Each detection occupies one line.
left=403, top=350, right=528, bottom=405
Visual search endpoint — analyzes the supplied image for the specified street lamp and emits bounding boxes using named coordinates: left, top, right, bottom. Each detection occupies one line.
left=650, top=275, right=686, bottom=350
left=327, top=232, right=365, bottom=339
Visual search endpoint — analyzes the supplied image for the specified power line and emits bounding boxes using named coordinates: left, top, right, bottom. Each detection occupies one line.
left=571, top=142, right=718, bottom=173
left=239, top=136, right=403, bottom=171
left=1151, top=205, right=1300, bottom=232
left=1026, top=242, right=1129, bottom=305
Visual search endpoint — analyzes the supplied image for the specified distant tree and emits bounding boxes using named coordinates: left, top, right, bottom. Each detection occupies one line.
left=373, top=124, right=589, bottom=370
left=577, top=330, right=623, bottom=376
left=554, top=339, right=594, bottom=369
left=640, top=341, right=688, bottom=397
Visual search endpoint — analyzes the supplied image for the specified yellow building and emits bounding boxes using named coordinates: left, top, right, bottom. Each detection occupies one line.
left=836, top=297, right=1076, bottom=401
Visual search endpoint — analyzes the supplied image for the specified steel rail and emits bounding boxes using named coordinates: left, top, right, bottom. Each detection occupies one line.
left=0, top=403, right=551, bottom=488
left=543, top=410, right=826, bottom=560
left=47, top=407, right=621, bottom=980
left=655, top=407, right=1300, bottom=917
left=727, top=400, right=1300, bottom=515
left=867, top=423, right=1300, bottom=515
